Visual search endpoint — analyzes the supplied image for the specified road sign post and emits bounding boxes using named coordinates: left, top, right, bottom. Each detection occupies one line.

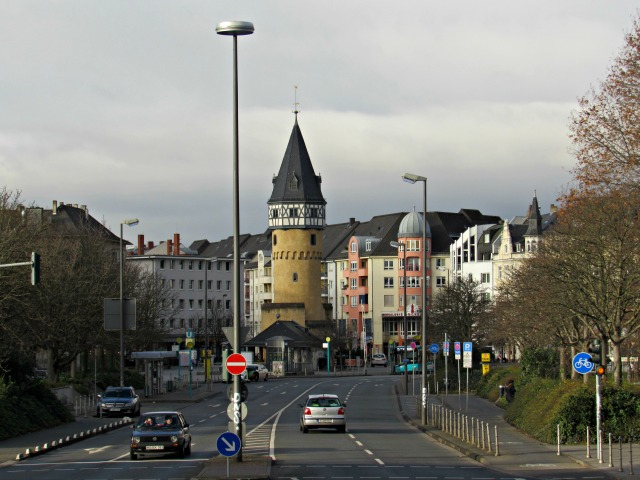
left=429, top=343, right=439, bottom=393
left=463, top=342, right=472, bottom=411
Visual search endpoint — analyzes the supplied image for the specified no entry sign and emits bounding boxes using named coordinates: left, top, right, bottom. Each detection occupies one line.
left=226, top=353, right=247, bottom=376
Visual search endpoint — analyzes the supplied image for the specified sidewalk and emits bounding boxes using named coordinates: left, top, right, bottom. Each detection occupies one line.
left=397, top=386, right=640, bottom=479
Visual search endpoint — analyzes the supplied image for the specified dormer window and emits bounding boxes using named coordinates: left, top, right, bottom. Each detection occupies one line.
left=289, top=174, right=299, bottom=191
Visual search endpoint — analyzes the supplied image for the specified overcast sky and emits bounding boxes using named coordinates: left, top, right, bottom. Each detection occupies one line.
left=1, top=2, right=638, bottom=245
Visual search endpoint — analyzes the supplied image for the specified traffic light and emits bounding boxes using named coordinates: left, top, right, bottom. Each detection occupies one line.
left=31, top=252, right=41, bottom=285
left=595, top=365, right=606, bottom=376
left=588, top=339, right=602, bottom=366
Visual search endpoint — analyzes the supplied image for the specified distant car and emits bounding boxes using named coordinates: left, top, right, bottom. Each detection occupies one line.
left=300, top=393, right=347, bottom=433
left=241, top=364, right=269, bottom=382
left=371, top=353, right=387, bottom=367
left=96, top=386, right=141, bottom=417
left=130, top=411, right=192, bottom=460
left=393, top=362, right=422, bottom=374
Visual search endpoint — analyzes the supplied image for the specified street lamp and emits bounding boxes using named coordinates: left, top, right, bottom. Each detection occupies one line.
left=402, top=172, right=428, bottom=425
left=120, top=218, right=139, bottom=387
left=390, top=240, right=408, bottom=395
left=216, top=19, right=254, bottom=462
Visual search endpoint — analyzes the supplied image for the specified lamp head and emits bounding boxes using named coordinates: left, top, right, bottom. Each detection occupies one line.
left=216, top=21, right=254, bottom=36
left=402, top=172, right=427, bottom=184
left=122, top=218, right=139, bottom=227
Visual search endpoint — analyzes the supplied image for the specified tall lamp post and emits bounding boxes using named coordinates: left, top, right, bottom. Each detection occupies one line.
left=390, top=240, right=408, bottom=395
left=402, top=172, right=428, bottom=425
left=120, top=218, right=139, bottom=387
left=216, top=19, right=254, bottom=462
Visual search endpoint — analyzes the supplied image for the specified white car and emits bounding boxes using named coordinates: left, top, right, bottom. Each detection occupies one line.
left=241, top=364, right=269, bottom=382
left=371, top=353, right=387, bottom=367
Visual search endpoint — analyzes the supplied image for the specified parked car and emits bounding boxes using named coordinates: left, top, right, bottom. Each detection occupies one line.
left=241, top=364, right=269, bottom=382
left=299, top=393, right=347, bottom=433
left=96, top=386, right=141, bottom=417
left=130, top=411, right=192, bottom=460
left=370, top=353, right=387, bottom=367
left=393, top=361, right=422, bottom=374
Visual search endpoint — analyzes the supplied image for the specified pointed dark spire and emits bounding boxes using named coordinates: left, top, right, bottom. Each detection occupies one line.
left=524, top=193, right=542, bottom=236
left=268, top=120, right=325, bottom=205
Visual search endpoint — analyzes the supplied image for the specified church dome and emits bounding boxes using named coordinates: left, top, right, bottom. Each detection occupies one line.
left=397, top=211, right=431, bottom=239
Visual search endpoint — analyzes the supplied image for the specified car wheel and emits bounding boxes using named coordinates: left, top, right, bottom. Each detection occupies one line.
left=337, top=426, right=346, bottom=433
left=264, top=374, right=268, bottom=381
left=130, top=450, right=137, bottom=460
left=186, top=440, right=192, bottom=456
left=178, top=443, right=186, bottom=459
left=302, top=425, right=308, bottom=433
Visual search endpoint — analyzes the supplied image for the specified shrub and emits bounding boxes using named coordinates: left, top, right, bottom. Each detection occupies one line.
left=520, top=346, right=560, bottom=380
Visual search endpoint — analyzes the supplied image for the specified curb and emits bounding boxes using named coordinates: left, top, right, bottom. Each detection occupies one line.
left=14, top=418, right=134, bottom=462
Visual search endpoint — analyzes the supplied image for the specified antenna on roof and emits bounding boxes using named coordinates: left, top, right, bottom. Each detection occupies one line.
left=293, top=85, right=300, bottom=118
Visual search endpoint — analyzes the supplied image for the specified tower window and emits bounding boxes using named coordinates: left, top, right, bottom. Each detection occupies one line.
left=311, top=234, right=316, bottom=245
left=289, top=174, right=299, bottom=191
left=293, top=272, right=298, bottom=282
left=273, top=234, right=277, bottom=246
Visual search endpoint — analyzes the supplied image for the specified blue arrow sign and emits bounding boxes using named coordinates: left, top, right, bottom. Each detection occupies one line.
left=216, top=431, right=241, bottom=457
left=572, top=352, right=594, bottom=375
left=429, top=343, right=439, bottom=354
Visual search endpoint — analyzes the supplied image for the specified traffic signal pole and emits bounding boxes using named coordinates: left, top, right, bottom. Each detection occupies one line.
left=0, top=252, right=40, bottom=285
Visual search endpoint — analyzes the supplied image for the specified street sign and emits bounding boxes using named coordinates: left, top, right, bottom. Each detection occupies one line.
left=429, top=343, right=439, bottom=354
left=227, top=402, right=248, bottom=421
left=216, top=431, right=241, bottom=457
left=227, top=383, right=249, bottom=402
left=410, top=341, right=416, bottom=350
left=463, top=341, right=472, bottom=369
left=443, top=341, right=450, bottom=356
left=454, top=342, right=461, bottom=360
left=226, top=353, right=247, bottom=375
left=573, top=352, right=594, bottom=375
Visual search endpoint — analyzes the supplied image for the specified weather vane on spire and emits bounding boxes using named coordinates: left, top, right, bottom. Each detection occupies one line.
left=293, top=85, right=300, bottom=118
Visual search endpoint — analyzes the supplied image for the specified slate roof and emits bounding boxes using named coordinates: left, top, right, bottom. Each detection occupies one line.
left=243, top=320, right=323, bottom=348
left=268, top=119, right=326, bottom=206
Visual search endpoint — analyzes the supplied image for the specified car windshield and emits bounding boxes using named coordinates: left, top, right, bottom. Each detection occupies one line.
left=136, top=415, right=179, bottom=429
left=308, top=397, right=340, bottom=408
left=105, top=389, right=133, bottom=398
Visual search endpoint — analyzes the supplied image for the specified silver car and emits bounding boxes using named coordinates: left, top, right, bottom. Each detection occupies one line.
left=299, top=394, right=346, bottom=433
left=371, top=353, right=387, bottom=367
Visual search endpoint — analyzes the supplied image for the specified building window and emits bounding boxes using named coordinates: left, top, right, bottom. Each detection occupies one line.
left=273, top=234, right=277, bottom=246
left=481, top=273, right=490, bottom=283
left=351, top=278, right=357, bottom=289
left=384, top=277, right=394, bottom=288
left=188, top=261, right=193, bottom=270
left=179, top=280, right=184, bottom=290
left=350, top=296, right=357, bottom=307
left=226, top=262, right=230, bottom=271
left=384, top=295, right=394, bottom=307
left=226, top=281, right=231, bottom=290
left=436, top=258, right=445, bottom=268
left=407, top=240, right=420, bottom=252
left=351, top=241, right=357, bottom=253
left=216, top=280, right=222, bottom=290
left=288, top=207, right=299, bottom=217
left=289, top=174, right=299, bottom=191
left=407, top=277, right=421, bottom=288
left=169, top=260, right=175, bottom=269
left=399, top=258, right=405, bottom=270
left=198, top=299, right=203, bottom=309
left=189, top=280, right=194, bottom=290
left=198, top=261, right=203, bottom=270
left=350, top=261, right=357, bottom=272
left=179, top=260, right=184, bottom=270
left=293, top=272, right=298, bottom=282
left=482, top=292, right=491, bottom=301
left=384, top=259, right=394, bottom=270
left=366, top=240, right=372, bottom=251
left=436, top=276, right=446, bottom=287
left=198, top=280, right=204, bottom=290
left=179, top=299, right=185, bottom=309
left=406, top=257, right=420, bottom=272
left=311, top=234, right=316, bottom=246
left=160, top=259, right=165, bottom=269
left=189, top=299, right=194, bottom=310
left=170, top=279, right=175, bottom=289
left=217, top=262, right=221, bottom=271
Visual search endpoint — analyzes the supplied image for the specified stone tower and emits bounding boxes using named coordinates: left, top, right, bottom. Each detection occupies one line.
left=262, top=117, right=331, bottom=331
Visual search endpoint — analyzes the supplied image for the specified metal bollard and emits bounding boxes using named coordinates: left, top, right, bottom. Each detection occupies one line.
left=481, top=421, right=486, bottom=450
left=629, top=438, right=634, bottom=475
left=609, top=433, right=613, bottom=468
left=471, top=416, right=475, bottom=445
left=477, top=418, right=481, bottom=448
left=619, top=436, right=623, bottom=472
left=557, top=423, right=561, bottom=456
left=495, top=425, right=500, bottom=456
left=486, top=423, right=491, bottom=453
left=586, top=426, right=591, bottom=459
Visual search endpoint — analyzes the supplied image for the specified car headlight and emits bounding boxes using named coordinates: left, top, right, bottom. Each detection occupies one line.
left=132, top=436, right=140, bottom=444
left=170, top=435, right=178, bottom=443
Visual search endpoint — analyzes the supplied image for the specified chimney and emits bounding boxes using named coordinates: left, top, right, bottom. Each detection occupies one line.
left=52, top=200, right=58, bottom=215
left=147, top=241, right=154, bottom=249
left=167, top=239, right=173, bottom=255
left=173, top=233, right=180, bottom=256
left=138, top=234, right=145, bottom=255
left=81, top=205, right=88, bottom=219
left=349, top=217, right=355, bottom=226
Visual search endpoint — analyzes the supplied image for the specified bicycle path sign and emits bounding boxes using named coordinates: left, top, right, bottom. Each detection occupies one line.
left=572, top=352, right=594, bottom=375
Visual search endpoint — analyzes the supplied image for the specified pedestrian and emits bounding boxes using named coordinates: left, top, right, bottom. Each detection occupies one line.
left=505, top=379, right=516, bottom=403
